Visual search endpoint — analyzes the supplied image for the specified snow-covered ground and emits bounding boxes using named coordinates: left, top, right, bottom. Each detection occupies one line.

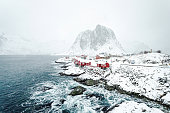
left=107, top=64, right=170, bottom=105
left=56, top=53, right=170, bottom=112
left=124, top=53, right=170, bottom=65
left=109, top=101, right=164, bottom=113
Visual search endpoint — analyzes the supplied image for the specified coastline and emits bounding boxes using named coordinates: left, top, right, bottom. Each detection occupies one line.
left=55, top=53, right=170, bottom=112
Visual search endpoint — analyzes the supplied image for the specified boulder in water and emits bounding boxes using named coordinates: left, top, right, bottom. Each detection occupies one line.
left=34, top=101, right=53, bottom=110
left=69, top=86, right=86, bottom=96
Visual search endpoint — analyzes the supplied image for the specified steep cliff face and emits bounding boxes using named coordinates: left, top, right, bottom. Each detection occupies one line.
left=69, top=25, right=124, bottom=55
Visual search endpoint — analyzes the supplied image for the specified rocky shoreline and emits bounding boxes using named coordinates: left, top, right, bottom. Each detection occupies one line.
left=73, top=78, right=170, bottom=110
left=55, top=55, right=170, bottom=113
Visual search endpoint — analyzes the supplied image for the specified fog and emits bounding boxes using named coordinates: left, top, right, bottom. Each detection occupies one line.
left=0, top=0, right=170, bottom=54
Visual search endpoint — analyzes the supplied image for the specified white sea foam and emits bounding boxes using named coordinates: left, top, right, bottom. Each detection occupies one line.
left=26, top=79, right=166, bottom=113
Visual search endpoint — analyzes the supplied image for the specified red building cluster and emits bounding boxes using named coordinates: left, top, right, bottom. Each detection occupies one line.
left=73, top=58, right=91, bottom=67
left=72, top=58, right=110, bottom=69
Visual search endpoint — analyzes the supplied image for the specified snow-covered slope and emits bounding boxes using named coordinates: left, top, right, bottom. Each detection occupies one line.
left=125, top=53, right=170, bottom=64
left=0, top=33, right=61, bottom=55
left=69, top=25, right=124, bottom=55
left=0, top=34, right=33, bottom=55
left=0, top=33, right=46, bottom=55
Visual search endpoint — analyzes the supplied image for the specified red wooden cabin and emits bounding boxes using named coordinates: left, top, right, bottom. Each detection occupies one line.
left=86, top=62, right=91, bottom=66
left=105, top=63, right=109, bottom=67
left=97, top=62, right=110, bottom=69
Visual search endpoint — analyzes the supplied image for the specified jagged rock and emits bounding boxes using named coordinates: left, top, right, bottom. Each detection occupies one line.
left=73, top=78, right=99, bottom=86
left=95, top=106, right=110, bottom=112
left=69, top=86, right=86, bottom=96
left=62, top=68, right=69, bottom=70
left=85, top=93, right=104, bottom=101
left=105, top=101, right=124, bottom=113
left=60, top=99, right=66, bottom=104
left=34, top=101, right=53, bottom=110
left=84, top=79, right=99, bottom=86
left=101, top=106, right=110, bottom=112
left=142, top=109, right=147, bottom=112
left=61, top=65, right=69, bottom=68
left=104, top=84, right=116, bottom=91
left=62, top=109, right=70, bottom=113
left=158, top=77, right=167, bottom=85
left=59, top=72, right=83, bottom=76
left=73, top=78, right=85, bottom=83
left=103, top=83, right=122, bottom=91
left=37, top=86, right=53, bottom=92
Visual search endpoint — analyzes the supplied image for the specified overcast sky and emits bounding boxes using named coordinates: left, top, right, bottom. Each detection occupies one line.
left=0, top=0, right=170, bottom=54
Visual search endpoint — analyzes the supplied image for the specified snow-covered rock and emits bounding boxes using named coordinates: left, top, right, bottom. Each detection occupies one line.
left=59, top=62, right=85, bottom=76
left=109, top=101, right=164, bottom=113
left=162, top=93, right=170, bottom=105
left=55, top=57, right=72, bottom=63
left=69, top=25, right=124, bottom=55
left=106, top=63, right=170, bottom=105
left=61, top=66, right=85, bottom=76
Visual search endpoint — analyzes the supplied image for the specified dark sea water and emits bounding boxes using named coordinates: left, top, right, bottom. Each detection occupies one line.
left=0, top=55, right=63, bottom=112
left=0, top=56, right=168, bottom=113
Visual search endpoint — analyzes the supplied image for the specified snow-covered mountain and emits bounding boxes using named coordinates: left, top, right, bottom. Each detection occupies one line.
left=68, top=25, right=124, bottom=55
left=0, top=34, right=34, bottom=55
left=0, top=33, right=68, bottom=55
left=0, top=33, right=51, bottom=55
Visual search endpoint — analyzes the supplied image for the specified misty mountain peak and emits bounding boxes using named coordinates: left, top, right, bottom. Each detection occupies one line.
left=69, top=25, right=124, bottom=55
